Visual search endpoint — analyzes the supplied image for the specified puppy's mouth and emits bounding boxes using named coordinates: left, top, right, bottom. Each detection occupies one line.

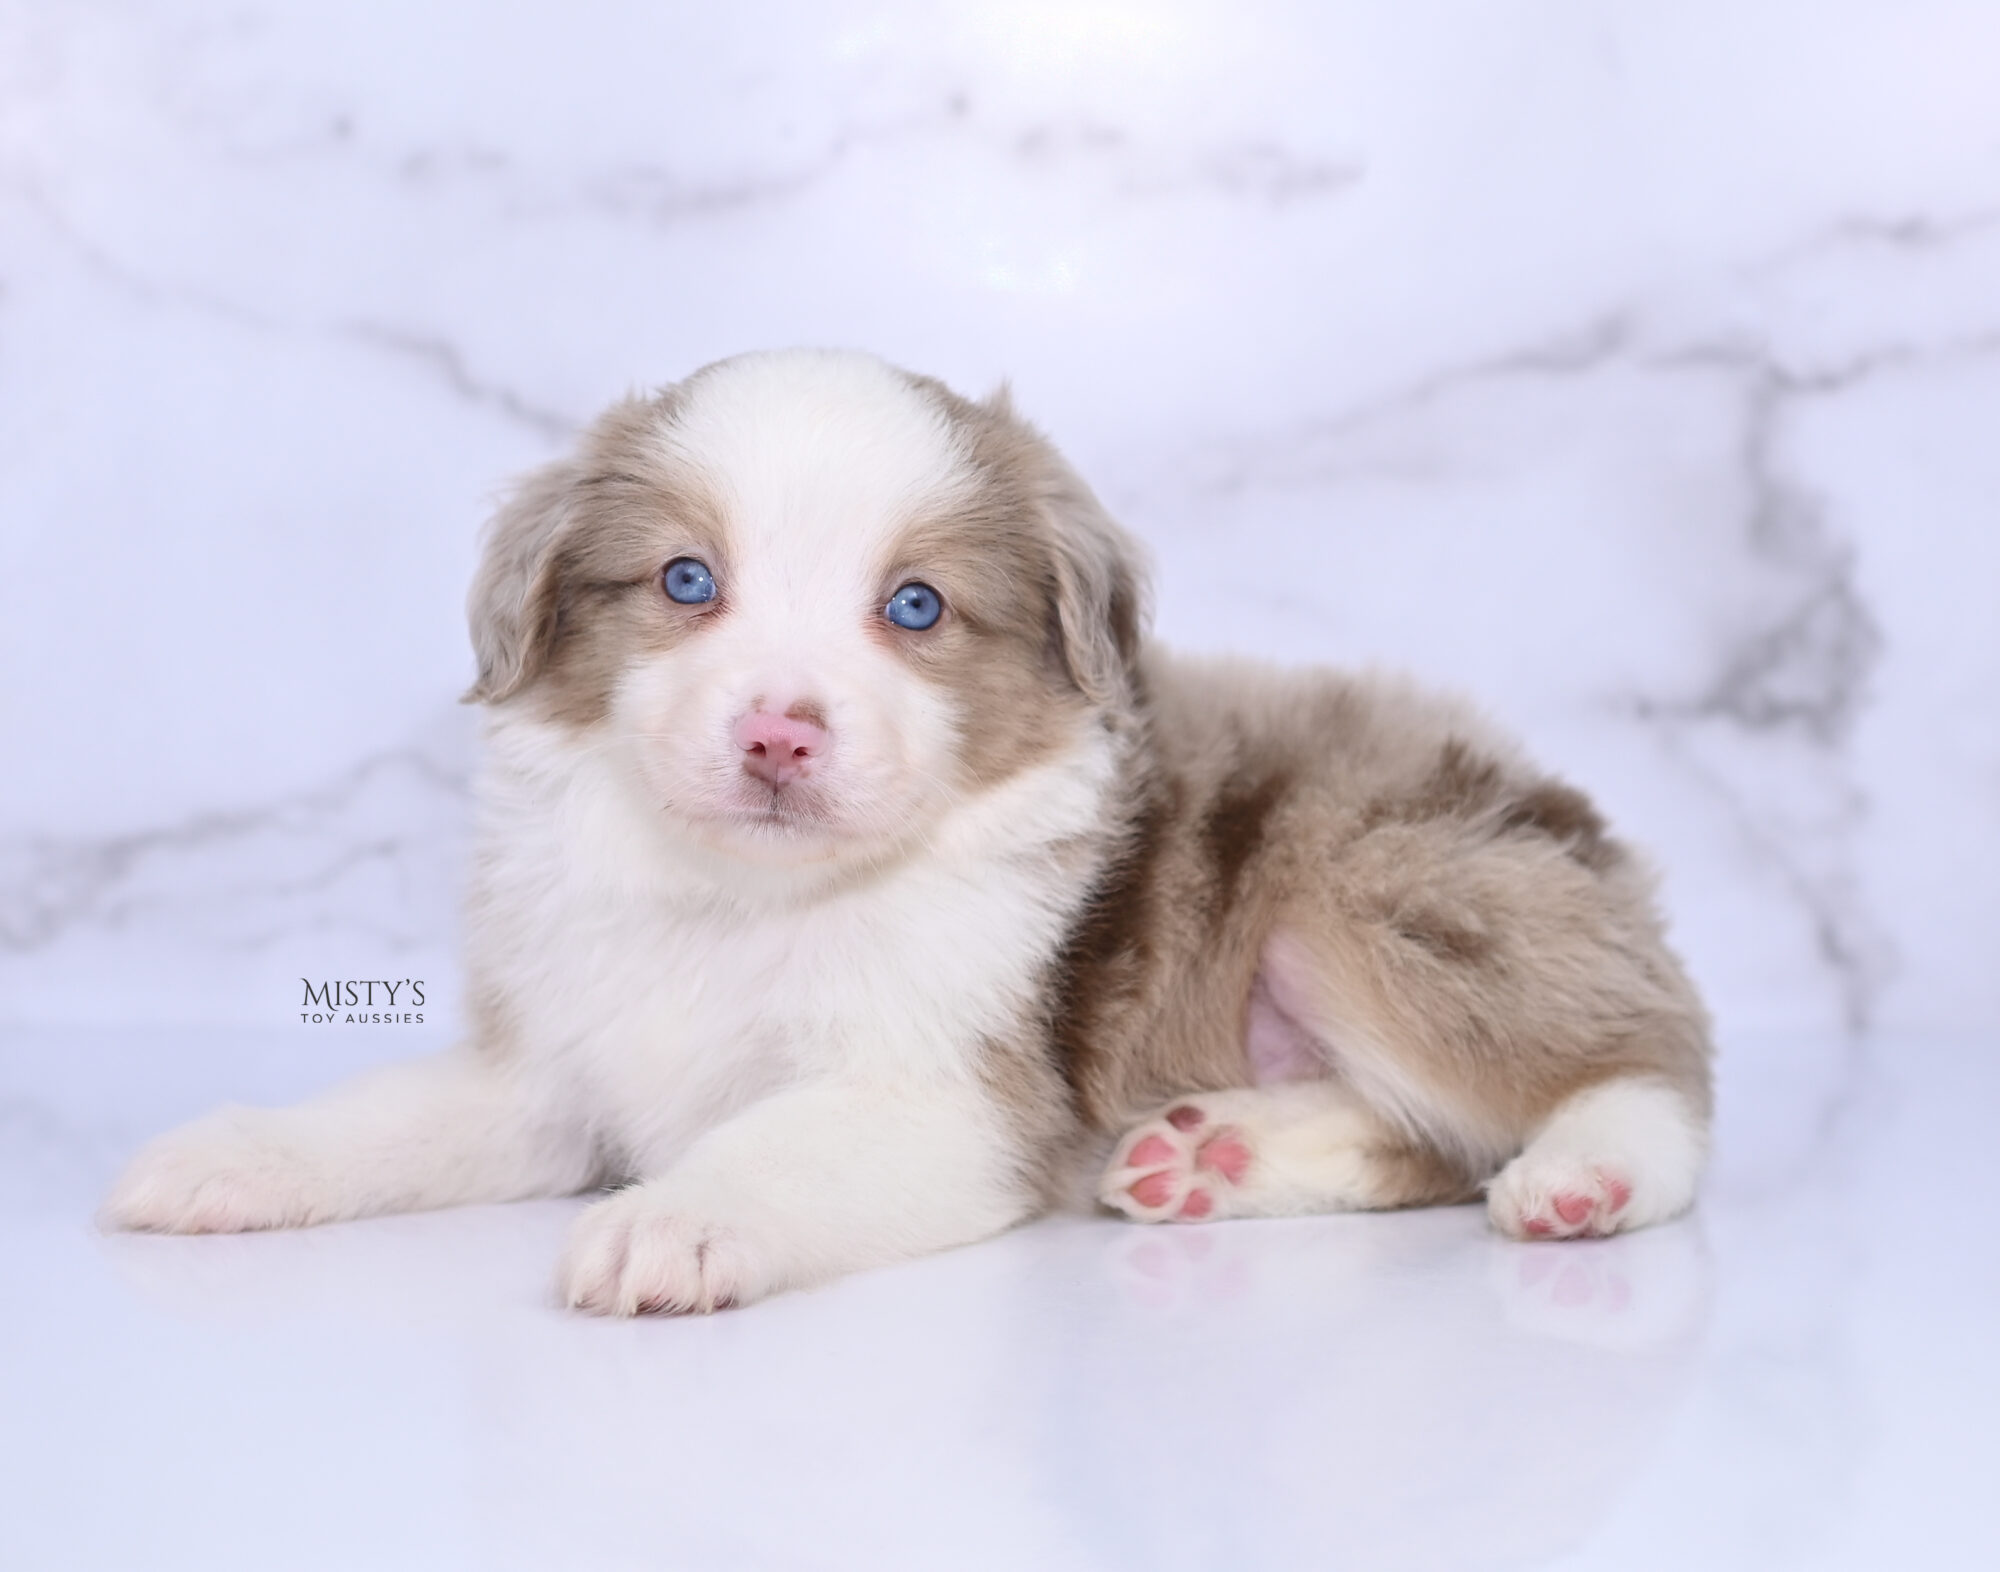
left=741, top=789, right=832, bottom=827
left=712, top=778, right=843, bottom=837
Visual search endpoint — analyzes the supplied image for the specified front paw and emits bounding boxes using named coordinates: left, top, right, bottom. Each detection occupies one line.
left=559, top=1187, right=767, bottom=1316
left=101, top=1110, right=327, bottom=1234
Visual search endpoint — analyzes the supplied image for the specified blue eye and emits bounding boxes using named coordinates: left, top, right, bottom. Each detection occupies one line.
left=884, top=582, right=942, bottom=631
left=663, top=558, right=717, bottom=604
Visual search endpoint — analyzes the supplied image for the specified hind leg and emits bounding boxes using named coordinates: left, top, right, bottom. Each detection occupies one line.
left=1486, top=1077, right=1705, bottom=1239
left=1229, top=799, right=1713, bottom=1242
left=1099, top=1082, right=1474, bottom=1224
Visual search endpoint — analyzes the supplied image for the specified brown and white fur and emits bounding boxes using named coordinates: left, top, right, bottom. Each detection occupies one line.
left=103, top=349, right=1713, bottom=1314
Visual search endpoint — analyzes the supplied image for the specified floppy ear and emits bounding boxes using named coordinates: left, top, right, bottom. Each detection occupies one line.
left=1044, top=459, right=1149, bottom=705
left=966, top=387, right=1150, bottom=706
left=462, top=457, right=582, bottom=705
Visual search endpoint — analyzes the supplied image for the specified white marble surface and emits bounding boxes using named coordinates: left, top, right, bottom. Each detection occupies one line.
left=3, top=1022, right=1995, bottom=1571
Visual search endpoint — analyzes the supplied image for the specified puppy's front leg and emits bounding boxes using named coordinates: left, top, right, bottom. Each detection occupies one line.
left=102, top=1049, right=598, bottom=1234
left=560, top=1075, right=1032, bottom=1315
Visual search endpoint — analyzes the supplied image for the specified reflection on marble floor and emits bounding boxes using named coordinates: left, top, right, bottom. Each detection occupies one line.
left=3, top=1025, right=1992, bottom=1571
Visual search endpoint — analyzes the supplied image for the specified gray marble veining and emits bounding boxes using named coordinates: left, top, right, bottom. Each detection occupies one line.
left=1, top=1, right=1993, bottom=1040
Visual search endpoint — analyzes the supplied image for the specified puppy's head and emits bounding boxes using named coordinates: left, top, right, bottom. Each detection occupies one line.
left=466, top=350, right=1147, bottom=864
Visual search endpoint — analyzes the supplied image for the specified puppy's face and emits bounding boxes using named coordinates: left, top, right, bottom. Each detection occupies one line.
left=467, top=351, right=1144, bottom=865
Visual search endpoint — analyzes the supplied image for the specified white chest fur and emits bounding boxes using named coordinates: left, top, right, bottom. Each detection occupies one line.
left=468, top=714, right=1113, bottom=1174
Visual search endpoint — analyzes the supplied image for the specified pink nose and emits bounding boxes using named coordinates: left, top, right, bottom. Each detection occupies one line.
left=734, top=709, right=828, bottom=787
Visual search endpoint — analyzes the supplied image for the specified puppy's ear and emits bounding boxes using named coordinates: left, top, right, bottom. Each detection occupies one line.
left=970, top=386, right=1150, bottom=706
left=1046, top=462, right=1149, bottom=705
left=462, top=457, right=582, bottom=705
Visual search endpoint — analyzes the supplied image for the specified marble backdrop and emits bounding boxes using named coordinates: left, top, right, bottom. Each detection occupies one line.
left=3, top=1, right=1995, bottom=1036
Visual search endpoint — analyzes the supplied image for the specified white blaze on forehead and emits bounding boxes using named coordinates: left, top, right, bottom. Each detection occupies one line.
left=651, top=351, right=976, bottom=608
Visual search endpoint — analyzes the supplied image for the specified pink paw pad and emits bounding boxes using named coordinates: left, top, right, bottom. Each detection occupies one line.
left=1195, top=1134, right=1251, bottom=1183
left=1129, top=1171, right=1176, bottom=1208
left=1511, top=1166, right=1636, bottom=1240
left=1105, top=1104, right=1254, bottom=1224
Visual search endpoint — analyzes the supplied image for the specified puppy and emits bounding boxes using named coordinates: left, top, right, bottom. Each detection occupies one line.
left=104, top=349, right=1712, bottom=1313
